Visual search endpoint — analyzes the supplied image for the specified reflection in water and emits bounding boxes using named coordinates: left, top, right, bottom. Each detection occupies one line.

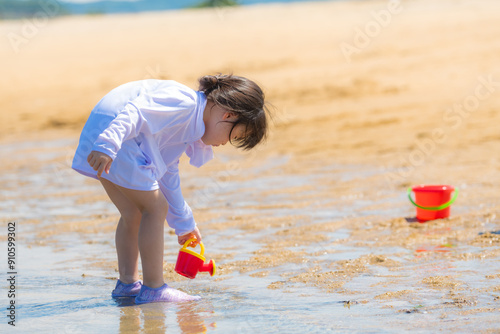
left=176, top=303, right=208, bottom=334
left=118, top=302, right=141, bottom=333
left=115, top=298, right=209, bottom=334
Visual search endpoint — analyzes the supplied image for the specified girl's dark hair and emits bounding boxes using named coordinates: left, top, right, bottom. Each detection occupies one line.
left=198, top=74, right=269, bottom=150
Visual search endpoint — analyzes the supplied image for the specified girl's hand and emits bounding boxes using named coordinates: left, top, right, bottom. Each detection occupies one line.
left=87, top=150, right=113, bottom=178
left=178, top=226, right=202, bottom=247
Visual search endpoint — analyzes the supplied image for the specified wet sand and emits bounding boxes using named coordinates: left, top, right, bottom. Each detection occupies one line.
left=1, top=0, right=500, bottom=332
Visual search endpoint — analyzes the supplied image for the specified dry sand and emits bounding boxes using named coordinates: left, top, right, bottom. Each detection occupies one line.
left=2, top=0, right=500, bottom=330
left=1, top=0, right=500, bottom=179
left=2, top=0, right=500, bottom=222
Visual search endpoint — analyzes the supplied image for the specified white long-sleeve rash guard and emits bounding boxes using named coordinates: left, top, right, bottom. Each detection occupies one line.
left=72, top=79, right=213, bottom=235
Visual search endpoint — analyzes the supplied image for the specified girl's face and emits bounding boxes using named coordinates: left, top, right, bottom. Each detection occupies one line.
left=201, top=102, right=245, bottom=147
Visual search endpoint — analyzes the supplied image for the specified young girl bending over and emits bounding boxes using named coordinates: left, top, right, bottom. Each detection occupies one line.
left=72, top=74, right=269, bottom=304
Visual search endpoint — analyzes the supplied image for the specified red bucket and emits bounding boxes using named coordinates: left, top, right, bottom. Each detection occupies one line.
left=408, top=185, right=458, bottom=222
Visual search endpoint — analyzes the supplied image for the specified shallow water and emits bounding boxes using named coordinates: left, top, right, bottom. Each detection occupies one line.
left=1, top=138, right=499, bottom=333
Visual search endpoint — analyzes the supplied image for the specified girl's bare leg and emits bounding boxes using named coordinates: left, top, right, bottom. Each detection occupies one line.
left=100, top=178, right=168, bottom=289
left=101, top=179, right=142, bottom=284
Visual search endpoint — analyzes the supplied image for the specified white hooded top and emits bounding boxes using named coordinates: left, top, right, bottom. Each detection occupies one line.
left=72, top=79, right=213, bottom=235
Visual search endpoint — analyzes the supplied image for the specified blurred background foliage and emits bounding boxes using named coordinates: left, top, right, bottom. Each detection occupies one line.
left=0, top=0, right=239, bottom=19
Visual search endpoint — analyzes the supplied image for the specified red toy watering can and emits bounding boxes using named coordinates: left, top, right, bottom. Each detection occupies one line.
left=175, top=238, right=216, bottom=279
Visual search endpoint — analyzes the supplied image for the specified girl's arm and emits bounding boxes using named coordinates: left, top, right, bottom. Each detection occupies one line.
left=91, top=104, right=147, bottom=160
left=158, top=162, right=201, bottom=244
left=92, top=84, right=198, bottom=160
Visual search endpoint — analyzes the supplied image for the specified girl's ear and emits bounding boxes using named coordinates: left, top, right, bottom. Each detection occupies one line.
left=223, top=111, right=238, bottom=121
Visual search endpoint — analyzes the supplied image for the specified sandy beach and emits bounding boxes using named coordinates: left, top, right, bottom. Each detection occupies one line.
left=1, top=0, right=500, bottom=332
left=1, top=0, right=500, bottom=175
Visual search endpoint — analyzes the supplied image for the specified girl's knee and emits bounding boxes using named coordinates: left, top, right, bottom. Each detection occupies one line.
left=120, top=213, right=141, bottom=227
left=143, top=201, right=168, bottom=220
left=159, top=196, right=169, bottom=216
left=141, top=192, right=168, bottom=217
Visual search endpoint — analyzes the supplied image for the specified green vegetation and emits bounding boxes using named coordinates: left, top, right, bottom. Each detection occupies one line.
left=193, top=0, right=239, bottom=9
left=0, top=0, right=42, bottom=19
left=0, top=0, right=240, bottom=20
left=0, top=0, right=68, bottom=20
left=85, top=10, right=106, bottom=16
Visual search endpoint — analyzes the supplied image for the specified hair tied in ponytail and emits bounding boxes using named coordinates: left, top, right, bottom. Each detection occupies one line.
left=199, top=75, right=221, bottom=96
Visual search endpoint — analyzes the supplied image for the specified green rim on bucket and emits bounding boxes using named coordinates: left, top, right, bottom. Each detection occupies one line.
left=407, top=187, right=459, bottom=211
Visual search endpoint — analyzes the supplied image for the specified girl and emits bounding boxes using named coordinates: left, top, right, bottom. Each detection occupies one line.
left=72, top=74, right=269, bottom=304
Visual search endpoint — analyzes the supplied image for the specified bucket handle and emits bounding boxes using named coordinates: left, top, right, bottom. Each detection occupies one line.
left=407, top=187, right=459, bottom=211
left=182, top=238, right=204, bottom=256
